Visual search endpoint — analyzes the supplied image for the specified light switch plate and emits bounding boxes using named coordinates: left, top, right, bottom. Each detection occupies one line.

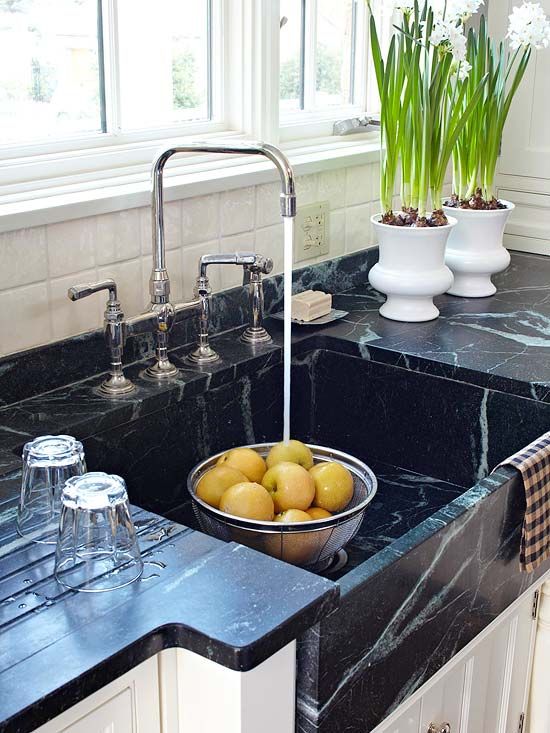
left=294, top=201, right=330, bottom=263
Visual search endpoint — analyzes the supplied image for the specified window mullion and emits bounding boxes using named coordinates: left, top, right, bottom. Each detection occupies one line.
left=241, top=0, right=280, bottom=143
left=303, top=0, right=317, bottom=113
left=101, top=0, right=122, bottom=135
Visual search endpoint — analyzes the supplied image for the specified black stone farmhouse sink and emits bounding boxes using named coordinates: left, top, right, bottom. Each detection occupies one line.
left=291, top=348, right=550, bottom=732
left=75, top=342, right=550, bottom=732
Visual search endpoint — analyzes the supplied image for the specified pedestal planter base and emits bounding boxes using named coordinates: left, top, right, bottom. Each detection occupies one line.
left=379, top=295, right=440, bottom=322
left=369, top=215, right=456, bottom=323
left=442, top=201, right=514, bottom=298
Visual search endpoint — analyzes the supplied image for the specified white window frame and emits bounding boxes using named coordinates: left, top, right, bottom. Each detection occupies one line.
left=0, top=0, right=383, bottom=215
left=279, top=0, right=373, bottom=142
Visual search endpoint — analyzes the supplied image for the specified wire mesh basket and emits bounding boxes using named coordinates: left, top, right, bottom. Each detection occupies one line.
left=187, top=443, right=377, bottom=570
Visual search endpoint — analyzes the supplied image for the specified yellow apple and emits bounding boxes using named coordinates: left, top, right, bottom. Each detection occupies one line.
left=310, top=461, right=354, bottom=513
left=266, top=440, right=314, bottom=470
left=195, top=465, right=248, bottom=508
left=216, top=447, right=267, bottom=484
left=306, top=507, right=332, bottom=520
left=262, top=461, right=315, bottom=513
left=274, top=509, right=312, bottom=523
left=219, top=482, right=274, bottom=521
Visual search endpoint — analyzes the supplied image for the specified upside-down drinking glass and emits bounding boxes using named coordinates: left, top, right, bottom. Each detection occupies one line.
left=54, top=472, right=143, bottom=592
left=17, top=435, right=86, bottom=543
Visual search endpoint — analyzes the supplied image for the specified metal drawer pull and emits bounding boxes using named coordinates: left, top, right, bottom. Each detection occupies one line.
left=428, top=724, right=451, bottom=733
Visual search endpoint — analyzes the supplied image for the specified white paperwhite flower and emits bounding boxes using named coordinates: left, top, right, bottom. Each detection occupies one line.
left=430, top=0, right=484, bottom=22
left=428, top=17, right=468, bottom=62
left=391, top=0, right=415, bottom=13
left=507, top=2, right=550, bottom=49
left=452, top=58, right=472, bottom=80
left=391, top=0, right=483, bottom=21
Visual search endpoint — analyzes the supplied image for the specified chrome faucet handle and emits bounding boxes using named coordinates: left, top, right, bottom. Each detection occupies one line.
left=68, top=279, right=118, bottom=302
left=67, top=279, right=135, bottom=397
left=187, top=251, right=262, bottom=365
left=198, top=251, right=256, bottom=279
left=241, top=254, right=274, bottom=345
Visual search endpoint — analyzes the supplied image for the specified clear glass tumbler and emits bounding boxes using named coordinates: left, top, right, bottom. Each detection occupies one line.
left=17, top=435, right=86, bottom=543
left=54, top=472, right=143, bottom=592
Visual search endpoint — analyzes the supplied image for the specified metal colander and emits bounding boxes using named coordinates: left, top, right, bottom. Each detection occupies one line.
left=187, top=443, right=377, bottom=570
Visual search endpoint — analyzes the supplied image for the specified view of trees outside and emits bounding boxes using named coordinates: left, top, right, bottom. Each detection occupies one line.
left=0, top=0, right=209, bottom=146
left=280, top=0, right=355, bottom=113
left=116, top=0, right=208, bottom=130
left=0, top=0, right=101, bottom=144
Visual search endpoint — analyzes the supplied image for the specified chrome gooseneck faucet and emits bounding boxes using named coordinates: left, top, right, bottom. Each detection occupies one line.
left=68, top=141, right=296, bottom=396
left=146, top=141, right=296, bottom=379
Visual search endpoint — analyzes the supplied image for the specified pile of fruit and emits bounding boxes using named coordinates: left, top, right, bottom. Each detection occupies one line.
left=195, top=440, right=354, bottom=523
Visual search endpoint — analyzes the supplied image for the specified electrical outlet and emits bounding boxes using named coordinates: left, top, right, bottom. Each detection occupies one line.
left=295, top=201, right=330, bottom=263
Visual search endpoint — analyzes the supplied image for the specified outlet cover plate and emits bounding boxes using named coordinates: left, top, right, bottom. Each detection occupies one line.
left=295, top=201, right=330, bottom=263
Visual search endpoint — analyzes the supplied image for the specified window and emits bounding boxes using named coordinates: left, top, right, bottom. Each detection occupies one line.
left=0, top=0, right=103, bottom=144
left=0, top=0, right=220, bottom=150
left=279, top=0, right=370, bottom=140
left=0, top=0, right=382, bottom=200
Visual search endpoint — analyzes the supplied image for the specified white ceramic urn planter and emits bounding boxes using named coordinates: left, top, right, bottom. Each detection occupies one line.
left=369, top=215, right=456, bottom=323
left=442, top=201, right=514, bottom=298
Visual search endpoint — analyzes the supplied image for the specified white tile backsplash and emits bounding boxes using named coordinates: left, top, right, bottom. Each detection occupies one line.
left=180, top=193, right=220, bottom=246
left=50, top=269, right=100, bottom=341
left=295, top=174, right=319, bottom=208
left=345, top=203, right=372, bottom=253
left=0, top=164, right=379, bottom=356
left=329, top=209, right=346, bottom=259
left=318, top=169, right=347, bottom=210
left=47, top=217, right=96, bottom=278
left=346, top=165, right=374, bottom=207
left=0, top=226, right=47, bottom=290
left=255, top=181, right=281, bottom=228
left=0, top=282, right=51, bottom=353
left=255, top=223, right=284, bottom=275
left=220, top=186, right=255, bottom=236
left=96, top=209, right=141, bottom=265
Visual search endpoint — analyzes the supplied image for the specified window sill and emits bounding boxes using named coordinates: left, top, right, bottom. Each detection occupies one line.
left=0, top=135, right=381, bottom=234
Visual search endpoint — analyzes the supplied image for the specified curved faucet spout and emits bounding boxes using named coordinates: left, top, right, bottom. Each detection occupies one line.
left=150, top=141, right=296, bottom=305
left=144, top=139, right=296, bottom=381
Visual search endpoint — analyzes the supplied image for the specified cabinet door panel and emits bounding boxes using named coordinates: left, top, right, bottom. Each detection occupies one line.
left=419, top=662, right=466, bottom=733
left=60, top=688, right=134, bottom=733
left=492, top=0, right=550, bottom=181
left=33, top=657, right=160, bottom=733
left=376, top=699, right=422, bottom=733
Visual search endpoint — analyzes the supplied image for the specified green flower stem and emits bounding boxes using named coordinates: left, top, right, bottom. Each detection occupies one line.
left=366, top=1, right=487, bottom=219
left=453, top=16, right=532, bottom=202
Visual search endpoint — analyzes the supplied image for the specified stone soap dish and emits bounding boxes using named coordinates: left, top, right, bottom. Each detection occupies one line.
left=270, top=308, right=349, bottom=326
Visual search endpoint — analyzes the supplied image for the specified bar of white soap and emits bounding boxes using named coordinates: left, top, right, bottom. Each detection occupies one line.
left=291, top=290, right=332, bottom=322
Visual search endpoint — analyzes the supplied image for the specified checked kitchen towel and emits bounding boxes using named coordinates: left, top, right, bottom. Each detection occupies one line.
left=495, top=431, right=550, bottom=573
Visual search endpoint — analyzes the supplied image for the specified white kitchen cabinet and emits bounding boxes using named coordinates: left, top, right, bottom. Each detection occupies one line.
left=527, top=581, right=550, bottom=733
left=33, top=657, right=161, bottom=733
left=373, top=579, right=542, bottom=733
left=490, top=0, right=550, bottom=255
left=31, top=642, right=296, bottom=733
left=30, top=578, right=546, bottom=733
left=157, top=642, right=296, bottom=733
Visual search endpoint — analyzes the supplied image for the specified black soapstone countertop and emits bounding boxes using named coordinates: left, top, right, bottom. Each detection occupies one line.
left=0, top=508, right=338, bottom=733
left=1, top=249, right=550, bottom=732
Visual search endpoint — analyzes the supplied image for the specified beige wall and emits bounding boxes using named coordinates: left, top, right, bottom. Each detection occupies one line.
left=0, top=163, right=382, bottom=358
